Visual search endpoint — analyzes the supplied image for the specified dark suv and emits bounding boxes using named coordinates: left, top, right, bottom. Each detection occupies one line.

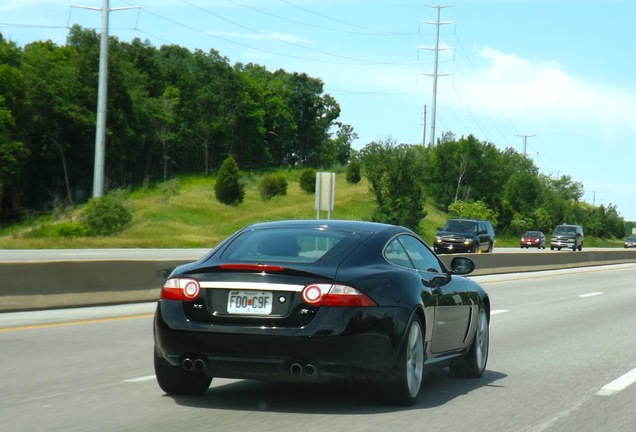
left=434, top=218, right=495, bottom=254
left=550, top=224, right=584, bottom=251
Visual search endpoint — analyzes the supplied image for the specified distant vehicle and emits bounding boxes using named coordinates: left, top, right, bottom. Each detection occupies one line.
left=520, top=231, right=546, bottom=249
left=434, top=218, right=495, bottom=254
left=550, top=224, right=584, bottom=251
left=153, top=220, right=490, bottom=406
left=624, top=237, right=636, bottom=248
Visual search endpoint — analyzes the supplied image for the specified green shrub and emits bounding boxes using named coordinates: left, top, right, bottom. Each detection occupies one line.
left=53, top=221, right=89, bottom=237
left=214, top=156, right=244, bottom=205
left=299, top=168, right=316, bottom=193
left=80, top=194, right=132, bottom=236
left=259, top=174, right=288, bottom=200
left=345, top=160, right=361, bottom=184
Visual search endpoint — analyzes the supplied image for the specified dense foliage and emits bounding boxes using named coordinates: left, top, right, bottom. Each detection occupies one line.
left=80, top=193, right=132, bottom=236
left=359, top=136, right=627, bottom=238
left=299, top=168, right=316, bottom=194
left=0, top=28, right=351, bottom=223
left=360, top=138, right=427, bottom=230
left=258, top=174, right=287, bottom=201
left=0, top=29, right=629, bottom=238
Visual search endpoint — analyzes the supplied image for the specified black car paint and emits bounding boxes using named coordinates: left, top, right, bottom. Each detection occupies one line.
left=154, top=220, right=489, bottom=385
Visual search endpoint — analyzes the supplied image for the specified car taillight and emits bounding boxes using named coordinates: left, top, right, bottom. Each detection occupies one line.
left=220, top=263, right=284, bottom=272
left=160, top=278, right=200, bottom=301
left=301, top=283, right=377, bottom=307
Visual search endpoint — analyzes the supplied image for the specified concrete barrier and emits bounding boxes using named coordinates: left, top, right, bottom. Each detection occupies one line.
left=439, top=249, right=636, bottom=276
left=2, top=249, right=635, bottom=312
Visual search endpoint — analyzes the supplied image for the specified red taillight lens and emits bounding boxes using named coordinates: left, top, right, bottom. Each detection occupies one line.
left=301, top=283, right=376, bottom=307
left=160, top=278, right=200, bottom=301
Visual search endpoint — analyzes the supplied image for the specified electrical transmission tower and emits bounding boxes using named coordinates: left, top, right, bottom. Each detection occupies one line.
left=73, top=0, right=138, bottom=198
left=515, top=134, right=537, bottom=156
left=419, top=5, right=453, bottom=146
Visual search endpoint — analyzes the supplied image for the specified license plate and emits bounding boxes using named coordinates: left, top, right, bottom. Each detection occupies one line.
left=227, top=291, right=273, bottom=315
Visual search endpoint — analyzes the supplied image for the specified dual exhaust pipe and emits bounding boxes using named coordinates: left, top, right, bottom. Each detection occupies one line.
left=181, top=357, right=317, bottom=377
left=290, top=363, right=317, bottom=377
left=182, top=357, right=207, bottom=372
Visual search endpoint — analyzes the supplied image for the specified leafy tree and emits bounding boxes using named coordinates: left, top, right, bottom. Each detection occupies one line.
left=214, top=156, right=244, bottom=205
left=509, top=213, right=534, bottom=235
left=503, top=172, right=542, bottom=216
left=447, top=200, right=498, bottom=222
left=360, top=138, right=426, bottom=230
left=0, top=99, right=29, bottom=225
left=322, top=123, right=357, bottom=167
left=531, top=207, right=553, bottom=233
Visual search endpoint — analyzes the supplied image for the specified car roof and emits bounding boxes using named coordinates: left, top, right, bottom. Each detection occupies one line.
left=241, top=219, right=409, bottom=234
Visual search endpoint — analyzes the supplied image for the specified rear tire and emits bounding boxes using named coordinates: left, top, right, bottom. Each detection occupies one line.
left=154, top=349, right=212, bottom=395
left=378, top=315, right=424, bottom=406
left=449, top=306, right=489, bottom=378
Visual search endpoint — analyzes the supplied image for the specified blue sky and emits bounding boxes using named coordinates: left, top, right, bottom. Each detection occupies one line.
left=2, top=0, right=635, bottom=222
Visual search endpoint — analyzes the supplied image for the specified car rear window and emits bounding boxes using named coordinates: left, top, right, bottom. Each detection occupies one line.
left=221, top=227, right=362, bottom=263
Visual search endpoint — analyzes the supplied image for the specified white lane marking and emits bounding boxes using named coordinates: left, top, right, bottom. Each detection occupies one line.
left=491, top=310, right=508, bottom=315
left=579, top=292, right=603, bottom=298
left=123, top=375, right=156, bottom=383
left=596, top=368, right=636, bottom=396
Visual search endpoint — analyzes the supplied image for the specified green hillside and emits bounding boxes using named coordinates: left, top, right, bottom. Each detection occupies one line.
left=0, top=171, right=379, bottom=249
left=0, top=169, right=622, bottom=250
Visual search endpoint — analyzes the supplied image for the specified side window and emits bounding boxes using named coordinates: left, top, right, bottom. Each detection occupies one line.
left=384, top=238, right=415, bottom=268
left=399, top=235, right=443, bottom=273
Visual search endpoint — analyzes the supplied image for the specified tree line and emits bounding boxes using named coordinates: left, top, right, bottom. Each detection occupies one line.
left=0, top=26, right=354, bottom=224
left=358, top=135, right=629, bottom=238
left=0, top=27, right=630, bottom=238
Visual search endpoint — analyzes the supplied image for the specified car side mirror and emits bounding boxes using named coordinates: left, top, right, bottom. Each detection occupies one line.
left=450, top=257, right=475, bottom=275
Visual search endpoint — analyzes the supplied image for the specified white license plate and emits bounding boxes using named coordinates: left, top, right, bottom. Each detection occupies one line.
left=227, top=291, right=273, bottom=315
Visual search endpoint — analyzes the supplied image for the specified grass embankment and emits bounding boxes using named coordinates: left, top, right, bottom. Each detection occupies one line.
left=0, top=169, right=622, bottom=249
left=0, top=171, right=375, bottom=249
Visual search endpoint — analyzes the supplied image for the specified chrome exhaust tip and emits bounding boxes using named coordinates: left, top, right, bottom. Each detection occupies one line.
left=290, top=363, right=303, bottom=375
left=193, top=358, right=206, bottom=371
left=182, top=358, right=194, bottom=371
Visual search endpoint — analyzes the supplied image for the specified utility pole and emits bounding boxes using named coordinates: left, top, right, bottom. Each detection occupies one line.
left=515, top=134, right=536, bottom=156
left=419, top=5, right=453, bottom=146
left=422, top=104, right=427, bottom=146
left=74, top=1, right=139, bottom=198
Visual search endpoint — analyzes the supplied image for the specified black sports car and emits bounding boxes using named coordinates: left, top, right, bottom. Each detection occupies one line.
left=153, top=220, right=490, bottom=406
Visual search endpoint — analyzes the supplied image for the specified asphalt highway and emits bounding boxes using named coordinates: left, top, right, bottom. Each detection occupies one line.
left=1, top=264, right=635, bottom=432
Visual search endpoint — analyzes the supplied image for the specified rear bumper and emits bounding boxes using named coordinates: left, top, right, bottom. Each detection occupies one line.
left=153, top=300, right=407, bottom=381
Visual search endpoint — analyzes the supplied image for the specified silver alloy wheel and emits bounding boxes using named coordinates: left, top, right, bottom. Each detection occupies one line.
left=405, top=320, right=424, bottom=397
left=474, top=308, right=489, bottom=371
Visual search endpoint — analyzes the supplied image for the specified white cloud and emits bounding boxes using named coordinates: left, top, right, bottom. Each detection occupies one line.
left=450, top=47, right=636, bottom=133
